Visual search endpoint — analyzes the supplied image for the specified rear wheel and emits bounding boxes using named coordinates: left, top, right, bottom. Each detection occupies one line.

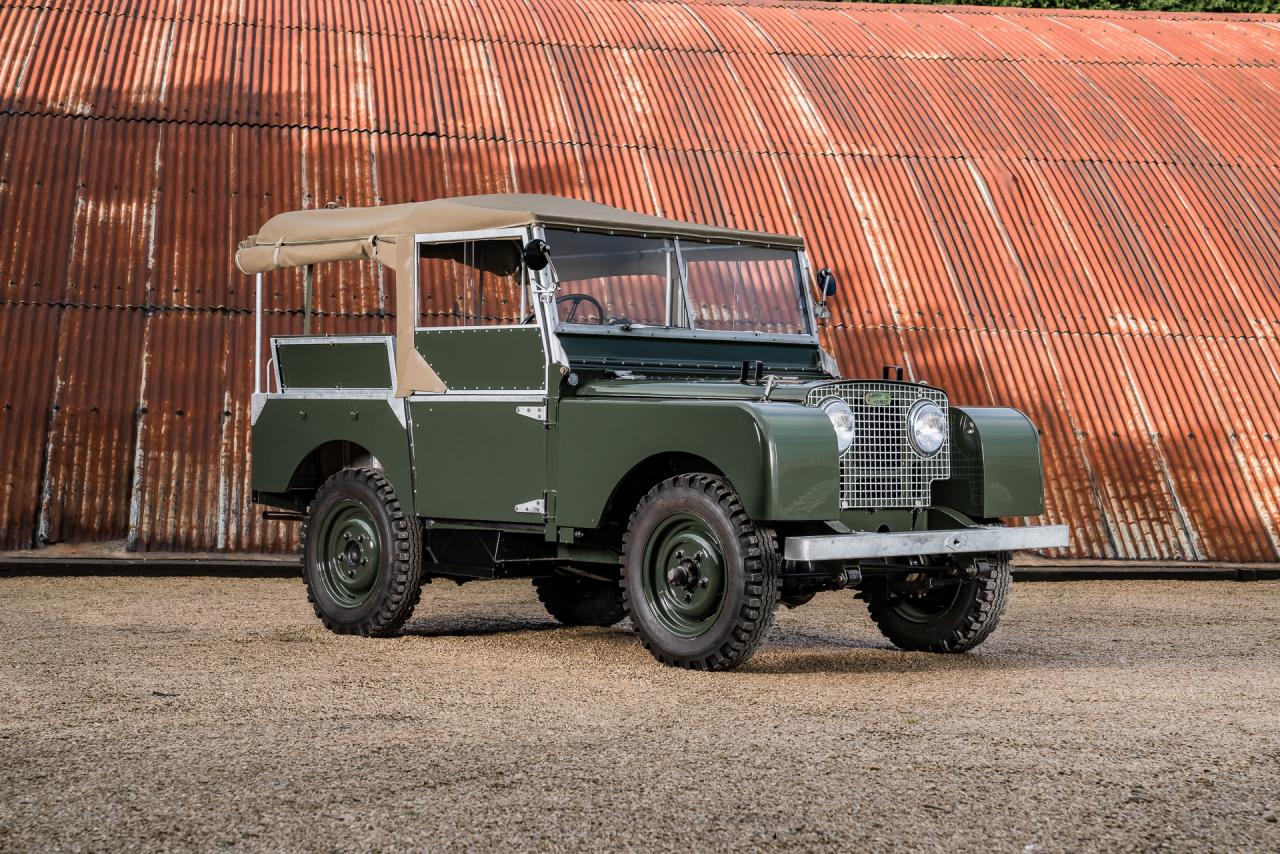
left=533, top=574, right=625, bottom=627
left=301, top=467, right=423, bottom=636
left=865, top=553, right=1011, bottom=653
left=621, top=474, right=781, bottom=670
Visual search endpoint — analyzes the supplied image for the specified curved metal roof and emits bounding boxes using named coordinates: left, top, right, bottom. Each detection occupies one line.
left=1, top=0, right=1279, bottom=561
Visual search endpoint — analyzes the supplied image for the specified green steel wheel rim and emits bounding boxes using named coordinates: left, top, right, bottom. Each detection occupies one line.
left=316, top=498, right=382, bottom=608
left=640, top=511, right=727, bottom=639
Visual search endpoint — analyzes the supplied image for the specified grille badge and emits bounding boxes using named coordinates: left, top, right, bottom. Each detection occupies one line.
left=863, top=391, right=892, bottom=407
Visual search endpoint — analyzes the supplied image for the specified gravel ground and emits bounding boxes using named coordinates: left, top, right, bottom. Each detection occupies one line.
left=1, top=574, right=1277, bottom=852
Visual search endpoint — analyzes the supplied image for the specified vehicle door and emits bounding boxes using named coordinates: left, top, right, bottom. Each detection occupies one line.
left=407, top=230, right=551, bottom=525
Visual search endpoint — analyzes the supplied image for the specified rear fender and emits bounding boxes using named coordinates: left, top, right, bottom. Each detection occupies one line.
left=252, top=397, right=414, bottom=508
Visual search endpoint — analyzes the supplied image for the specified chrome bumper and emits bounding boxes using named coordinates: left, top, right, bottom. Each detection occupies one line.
left=782, top=525, right=1070, bottom=563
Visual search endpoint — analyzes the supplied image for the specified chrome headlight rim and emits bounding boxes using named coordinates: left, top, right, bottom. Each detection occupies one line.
left=818, top=396, right=856, bottom=455
left=907, top=399, right=946, bottom=457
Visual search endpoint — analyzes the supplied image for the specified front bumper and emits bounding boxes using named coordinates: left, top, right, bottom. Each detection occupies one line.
left=782, top=524, right=1070, bottom=563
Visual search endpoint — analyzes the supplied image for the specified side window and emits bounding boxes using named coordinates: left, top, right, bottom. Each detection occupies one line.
left=417, top=239, right=524, bottom=327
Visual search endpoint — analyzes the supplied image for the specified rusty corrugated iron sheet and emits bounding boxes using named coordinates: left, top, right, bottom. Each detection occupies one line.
left=1, top=0, right=1278, bottom=560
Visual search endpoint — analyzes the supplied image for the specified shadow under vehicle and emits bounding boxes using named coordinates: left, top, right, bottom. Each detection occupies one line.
left=235, top=194, right=1068, bottom=670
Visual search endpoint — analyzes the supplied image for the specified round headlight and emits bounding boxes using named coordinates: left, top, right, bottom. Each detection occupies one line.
left=819, top=397, right=855, bottom=455
left=908, top=400, right=947, bottom=456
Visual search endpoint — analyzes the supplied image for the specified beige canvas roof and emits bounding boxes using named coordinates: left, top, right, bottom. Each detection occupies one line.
left=235, top=193, right=803, bottom=274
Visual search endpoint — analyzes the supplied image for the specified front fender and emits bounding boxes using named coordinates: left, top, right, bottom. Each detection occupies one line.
left=931, top=406, right=1045, bottom=519
left=554, top=398, right=840, bottom=526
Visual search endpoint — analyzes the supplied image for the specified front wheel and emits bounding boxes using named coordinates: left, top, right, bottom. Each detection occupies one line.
left=301, top=467, right=424, bottom=636
left=865, top=553, right=1011, bottom=653
left=621, top=474, right=781, bottom=670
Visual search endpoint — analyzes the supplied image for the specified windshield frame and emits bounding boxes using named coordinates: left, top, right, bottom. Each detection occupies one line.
left=536, top=226, right=818, bottom=342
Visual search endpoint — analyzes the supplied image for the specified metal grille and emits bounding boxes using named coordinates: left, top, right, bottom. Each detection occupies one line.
left=807, top=381, right=951, bottom=509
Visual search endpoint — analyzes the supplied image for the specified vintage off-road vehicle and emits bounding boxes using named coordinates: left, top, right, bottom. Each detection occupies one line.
left=236, top=194, right=1067, bottom=670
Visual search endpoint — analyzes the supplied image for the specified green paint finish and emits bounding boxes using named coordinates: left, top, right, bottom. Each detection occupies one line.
left=931, top=406, right=1045, bottom=519
left=837, top=508, right=917, bottom=533
left=557, top=330, right=827, bottom=377
left=314, top=498, right=382, bottom=607
left=252, top=397, right=414, bottom=506
left=410, top=398, right=547, bottom=522
left=640, top=511, right=726, bottom=638
left=415, top=327, right=546, bottom=390
left=277, top=340, right=392, bottom=390
left=554, top=397, right=839, bottom=526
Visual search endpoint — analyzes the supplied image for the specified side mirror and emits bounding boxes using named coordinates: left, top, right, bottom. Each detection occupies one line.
left=814, top=267, right=836, bottom=321
left=523, top=239, right=551, bottom=271
left=816, top=267, right=837, bottom=298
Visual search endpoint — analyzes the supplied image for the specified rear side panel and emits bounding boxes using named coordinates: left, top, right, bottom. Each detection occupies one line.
left=253, top=335, right=413, bottom=507
left=252, top=397, right=413, bottom=507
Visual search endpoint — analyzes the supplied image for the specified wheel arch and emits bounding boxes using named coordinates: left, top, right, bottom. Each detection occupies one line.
left=286, top=439, right=382, bottom=492
left=597, top=452, right=726, bottom=533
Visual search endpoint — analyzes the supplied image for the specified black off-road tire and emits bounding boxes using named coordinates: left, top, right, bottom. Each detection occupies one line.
left=865, top=554, right=1011, bottom=653
left=533, top=574, right=625, bottom=627
left=620, top=474, right=781, bottom=670
left=300, top=467, right=424, bottom=637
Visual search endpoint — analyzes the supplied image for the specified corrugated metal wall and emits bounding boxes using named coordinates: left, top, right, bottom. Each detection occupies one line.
left=2, top=0, right=1278, bottom=561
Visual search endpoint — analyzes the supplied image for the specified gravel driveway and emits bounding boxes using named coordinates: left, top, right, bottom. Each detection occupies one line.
left=1, top=574, right=1277, bottom=851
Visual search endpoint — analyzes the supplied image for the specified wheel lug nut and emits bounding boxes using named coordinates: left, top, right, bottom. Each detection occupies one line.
left=343, top=532, right=350, bottom=540
left=699, top=577, right=708, bottom=588
left=361, top=557, right=368, bottom=565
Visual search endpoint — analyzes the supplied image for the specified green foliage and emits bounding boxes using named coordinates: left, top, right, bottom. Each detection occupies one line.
left=871, top=1, right=1280, bottom=11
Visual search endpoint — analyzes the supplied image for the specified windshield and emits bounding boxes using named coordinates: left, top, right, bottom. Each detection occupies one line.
left=545, top=229, right=811, bottom=335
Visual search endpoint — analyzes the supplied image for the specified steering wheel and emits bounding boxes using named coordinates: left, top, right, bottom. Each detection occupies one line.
left=523, top=292, right=607, bottom=324
left=557, top=292, right=606, bottom=323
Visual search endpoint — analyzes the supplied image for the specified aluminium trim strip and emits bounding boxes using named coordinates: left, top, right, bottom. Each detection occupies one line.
left=409, top=391, right=545, bottom=401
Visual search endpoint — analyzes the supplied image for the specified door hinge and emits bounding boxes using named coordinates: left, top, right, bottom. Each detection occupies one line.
left=516, top=405, right=546, bottom=421
left=514, top=498, right=545, bottom=515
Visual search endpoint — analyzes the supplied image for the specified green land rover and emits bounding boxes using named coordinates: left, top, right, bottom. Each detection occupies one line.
left=236, top=194, right=1068, bottom=670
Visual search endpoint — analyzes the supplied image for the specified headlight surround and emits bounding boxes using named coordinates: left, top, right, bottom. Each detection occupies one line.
left=819, top=397, right=855, bottom=455
left=908, top=400, right=947, bottom=457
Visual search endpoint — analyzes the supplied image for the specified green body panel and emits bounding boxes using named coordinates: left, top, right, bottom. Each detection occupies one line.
left=250, top=325, right=1046, bottom=538
left=276, top=340, right=393, bottom=390
left=410, top=397, right=547, bottom=523
left=931, top=406, right=1045, bottom=519
left=553, top=397, right=839, bottom=526
left=415, top=327, right=545, bottom=390
left=252, top=397, right=413, bottom=503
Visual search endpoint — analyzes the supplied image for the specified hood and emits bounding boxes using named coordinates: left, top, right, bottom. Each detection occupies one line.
left=572, top=377, right=828, bottom=404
